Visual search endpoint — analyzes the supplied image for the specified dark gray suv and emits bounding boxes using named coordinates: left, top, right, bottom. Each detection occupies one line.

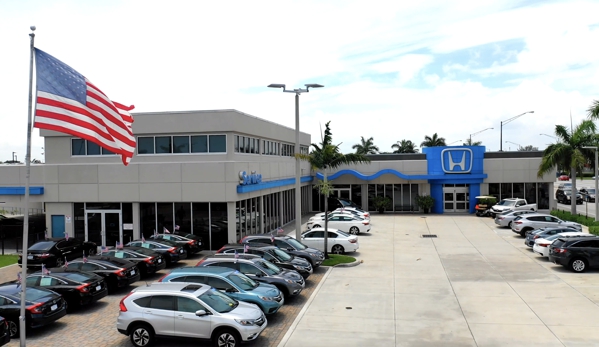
left=198, top=254, right=305, bottom=297
left=240, top=235, right=324, bottom=268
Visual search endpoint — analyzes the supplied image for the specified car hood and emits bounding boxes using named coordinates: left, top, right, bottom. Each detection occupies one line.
left=251, top=282, right=280, bottom=297
left=279, top=269, right=303, bottom=281
left=289, top=256, right=310, bottom=267
left=305, top=247, right=323, bottom=256
left=227, top=300, right=264, bottom=320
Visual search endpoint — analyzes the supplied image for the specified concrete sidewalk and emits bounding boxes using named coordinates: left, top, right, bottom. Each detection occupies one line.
left=278, top=214, right=599, bottom=347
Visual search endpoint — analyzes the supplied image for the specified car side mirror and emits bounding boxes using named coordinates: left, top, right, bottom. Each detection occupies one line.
left=287, top=248, right=294, bottom=252
left=255, top=273, right=263, bottom=277
left=195, top=309, right=208, bottom=316
left=226, top=287, right=237, bottom=293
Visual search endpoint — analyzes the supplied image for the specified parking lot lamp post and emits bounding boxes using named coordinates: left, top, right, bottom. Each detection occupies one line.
left=448, top=140, right=462, bottom=145
left=469, top=127, right=493, bottom=144
left=540, top=133, right=557, bottom=141
left=500, top=111, right=534, bottom=151
left=268, top=83, right=324, bottom=239
left=505, top=141, right=522, bottom=151
left=582, top=146, right=598, bottom=221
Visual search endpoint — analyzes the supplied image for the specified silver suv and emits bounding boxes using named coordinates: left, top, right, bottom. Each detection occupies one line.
left=511, top=213, right=582, bottom=237
left=117, top=282, right=267, bottom=347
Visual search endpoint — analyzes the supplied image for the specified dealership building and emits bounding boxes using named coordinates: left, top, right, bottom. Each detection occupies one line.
left=0, top=109, right=555, bottom=250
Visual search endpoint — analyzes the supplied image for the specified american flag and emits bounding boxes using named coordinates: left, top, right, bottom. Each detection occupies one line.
left=175, top=225, right=180, bottom=231
left=33, top=48, right=135, bottom=166
left=163, top=227, right=171, bottom=234
left=83, top=250, right=88, bottom=263
left=42, top=264, right=50, bottom=276
left=64, top=232, right=69, bottom=241
left=271, top=232, right=275, bottom=243
left=234, top=249, right=239, bottom=259
left=17, top=272, right=22, bottom=285
left=100, top=245, right=108, bottom=254
left=243, top=243, right=249, bottom=253
left=64, top=257, right=69, bottom=269
left=141, top=234, right=146, bottom=242
left=116, top=241, right=123, bottom=249
left=277, top=227, right=284, bottom=235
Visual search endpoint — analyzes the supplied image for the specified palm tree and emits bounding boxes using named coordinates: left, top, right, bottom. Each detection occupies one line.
left=537, top=120, right=597, bottom=215
left=300, top=121, right=370, bottom=257
left=588, top=100, right=599, bottom=119
left=352, top=136, right=379, bottom=155
left=462, top=138, right=482, bottom=146
left=391, top=140, right=419, bottom=153
left=421, top=133, right=446, bottom=147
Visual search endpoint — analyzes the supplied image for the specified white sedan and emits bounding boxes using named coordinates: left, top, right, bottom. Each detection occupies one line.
left=313, top=208, right=370, bottom=220
left=300, top=228, right=359, bottom=254
left=532, top=232, right=595, bottom=257
left=307, top=214, right=371, bottom=234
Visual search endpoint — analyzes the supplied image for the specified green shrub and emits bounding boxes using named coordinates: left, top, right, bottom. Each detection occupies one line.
left=550, top=209, right=599, bottom=227
left=590, top=226, right=599, bottom=236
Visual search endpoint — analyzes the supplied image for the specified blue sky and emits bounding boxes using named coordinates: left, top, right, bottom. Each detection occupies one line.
left=1, top=0, right=599, bottom=162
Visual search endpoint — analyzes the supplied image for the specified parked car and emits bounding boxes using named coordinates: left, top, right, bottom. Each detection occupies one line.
left=511, top=214, right=582, bottom=237
left=143, top=238, right=188, bottom=260
left=533, top=232, right=596, bottom=257
left=300, top=228, right=359, bottom=254
left=312, top=208, right=370, bottom=220
left=59, top=256, right=140, bottom=292
left=158, top=266, right=284, bottom=314
left=307, top=214, right=370, bottom=235
left=558, top=174, right=570, bottom=181
left=116, top=282, right=267, bottom=347
left=18, top=237, right=97, bottom=269
left=216, top=244, right=313, bottom=278
left=172, top=231, right=204, bottom=248
left=239, top=234, right=325, bottom=268
left=579, top=188, right=596, bottom=202
left=0, top=283, right=67, bottom=338
left=25, top=269, right=108, bottom=310
left=149, top=233, right=201, bottom=254
left=0, top=316, right=10, bottom=345
left=556, top=189, right=583, bottom=205
left=101, top=247, right=166, bottom=277
left=489, top=198, right=537, bottom=217
left=494, top=210, right=537, bottom=228
left=524, top=227, right=582, bottom=247
left=125, top=240, right=182, bottom=266
left=198, top=254, right=305, bottom=297
left=548, top=236, right=599, bottom=272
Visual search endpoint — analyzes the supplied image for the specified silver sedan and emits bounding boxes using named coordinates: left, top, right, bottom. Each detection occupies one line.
left=494, top=210, right=537, bottom=228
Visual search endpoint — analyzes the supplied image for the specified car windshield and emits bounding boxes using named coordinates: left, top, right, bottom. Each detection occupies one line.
left=129, top=248, right=156, bottom=256
left=227, top=273, right=259, bottom=290
left=199, top=288, right=238, bottom=313
left=272, top=248, right=292, bottom=261
left=285, top=238, right=307, bottom=250
left=500, top=210, right=513, bottom=215
left=257, top=260, right=282, bottom=275
left=587, top=189, right=596, bottom=194
left=336, top=230, right=352, bottom=238
left=496, top=200, right=516, bottom=206
left=29, top=241, right=56, bottom=251
left=24, top=287, right=53, bottom=301
left=60, top=272, right=93, bottom=282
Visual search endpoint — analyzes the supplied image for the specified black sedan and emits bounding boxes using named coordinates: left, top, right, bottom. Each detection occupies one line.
left=149, top=233, right=201, bottom=254
left=18, top=237, right=97, bottom=269
left=0, top=283, right=67, bottom=338
left=172, top=231, right=204, bottom=249
left=101, top=247, right=166, bottom=277
left=25, top=269, right=107, bottom=310
left=126, top=239, right=185, bottom=266
left=57, top=256, right=140, bottom=292
left=0, top=317, right=10, bottom=345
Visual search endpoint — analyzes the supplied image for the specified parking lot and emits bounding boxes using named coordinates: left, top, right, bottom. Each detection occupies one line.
left=0, top=251, right=328, bottom=347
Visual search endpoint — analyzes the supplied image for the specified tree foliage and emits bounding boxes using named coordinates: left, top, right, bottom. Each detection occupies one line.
left=391, top=140, right=419, bottom=153
left=518, top=145, right=539, bottom=151
left=462, top=138, right=482, bottom=146
left=421, top=133, right=446, bottom=147
left=352, top=136, right=379, bottom=155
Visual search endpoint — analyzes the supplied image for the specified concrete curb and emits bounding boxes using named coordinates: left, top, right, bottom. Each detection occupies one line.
left=277, top=266, right=332, bottom=347
left=332, top=259, right=362, bottom=267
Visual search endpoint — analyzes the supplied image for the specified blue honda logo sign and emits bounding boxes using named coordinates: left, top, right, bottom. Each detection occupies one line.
left=441, top=148, right=473, bottom=173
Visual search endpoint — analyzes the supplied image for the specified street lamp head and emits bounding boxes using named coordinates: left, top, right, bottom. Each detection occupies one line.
left=304, top=84, right=324, bottom=88
left=528, top=111, right=535, bottom=114
left=268, top=84, right=285, bottom=89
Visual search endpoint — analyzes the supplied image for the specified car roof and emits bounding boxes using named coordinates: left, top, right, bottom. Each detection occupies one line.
left=222, top=243, right=275, bottom=250
left=243, top=234, right=291, bottom=241
left=304, top=227, right=342, bottom=232
left=205, top=254, right=262, bottom=262
left=133, top=282, right=210, bottom=295
left=169, top=266, right=235, bottom=275
left=557, top=235, right=599, bottom=243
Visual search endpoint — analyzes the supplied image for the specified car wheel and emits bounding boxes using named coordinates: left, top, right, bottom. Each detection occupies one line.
left=331, top=245, right=344, bottom=254
left=213, top=328, right=240, bottom=347
left=569, top=258, right=588, bottom=273
left=88, top=248, right=97, bottom=256
left=349, top=226, right=359, bottom=235
left=7, top=319, right=18, bottom=338
left=55, top=257, right=64, bottom=267
left=519, top=230, right=527, bottom=237
left=130, top=323, right=155, bottom=347
left=508, top=221, right=512, bottom=228
left=313, top=224, right=321, bottom=229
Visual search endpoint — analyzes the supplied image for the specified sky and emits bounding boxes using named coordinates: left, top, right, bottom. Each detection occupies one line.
left=2, top=0, right=599, bottom=162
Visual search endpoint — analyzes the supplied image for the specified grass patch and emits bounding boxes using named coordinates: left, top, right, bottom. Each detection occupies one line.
left=322, top=254, right=356, bottom=266
left=0, top=255, right=18, bottom=268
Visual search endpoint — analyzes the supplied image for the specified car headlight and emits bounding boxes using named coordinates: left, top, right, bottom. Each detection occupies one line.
left=293, top=265, right=302, bottom=270
left=235, top=318, right=256, bottom=326
left=309, top=253, right=317, bottom=257
left=259, top=296, right=274, bottom=301
left=285, top=279, right=294, bottom=284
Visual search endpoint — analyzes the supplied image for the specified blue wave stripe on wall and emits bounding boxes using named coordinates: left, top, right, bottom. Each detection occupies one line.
left=315, top=169, right=486, bottom=181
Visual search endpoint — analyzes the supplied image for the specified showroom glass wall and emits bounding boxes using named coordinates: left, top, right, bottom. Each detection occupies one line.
left=74, top=203, right=133, bottom=245
left=140, top=202, right=228, bottom=250
left=312, top=184, right=363, bottom=211
left=488, top=183, right=550, bottom=209
left=311, top=184, right=419, bottom=212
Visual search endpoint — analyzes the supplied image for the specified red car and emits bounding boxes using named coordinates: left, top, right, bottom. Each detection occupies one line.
left=558, top=174, right=570, bottom=181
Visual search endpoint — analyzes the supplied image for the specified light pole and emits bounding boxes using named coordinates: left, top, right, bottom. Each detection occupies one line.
left=500, top=111, right=534, bottom=151
left=469, top=127, right=493, bottom=145
left=583, top=146, right=598, bottom=221
left=540, top=133, right=557, bottom=141
left=448, top=140, right=462, bottom=145
left=268, top=83, right=324, bottom=240
left=505, top=141, right=522, bottom=151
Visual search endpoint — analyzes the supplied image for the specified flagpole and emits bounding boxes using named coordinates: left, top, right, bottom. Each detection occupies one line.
left=20, top=25, right=36, bottom=347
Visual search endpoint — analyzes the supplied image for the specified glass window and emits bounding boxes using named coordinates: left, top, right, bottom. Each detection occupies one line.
left=102, top=147, right=115, bottom=155
left=235, top=136, right=240, bottom=153
left=138, top=137, right=154, bottom=154
left=134, top=296, right=152, bottom=308
left=157, top=203, right=173, bottom=234
left=150, top=295, right=174, bottom=311
left=211, top=202, right=228, bottom=250
left=140, top=203, right=156, bottom=240
left=209, top=135, right=226, bottom=153
left=513, top=183, right=524, bottom=199
left=173, top=136, right=190, bottom=153
left=87, top=141, right=101, bottom=155
left=500, top=183, right=512, bottom=200
left=72, top=139, right=86, bottom=155
left=191, top=135, right=208, bottom=153
left=351, top=185, right=362, bottom=208
left=206, top=277, right=234, bottom=291
left=176, top=296, right=205, bottom=313
left=250, top=138, right=255, bottom=154
left=155, top=136, right=172, bottom=154
left=489, top=183, right=500, bottom=202
left=175, top=203, right=191, bottom=235
left=192, top=202, right=210, bottom=249
left=525, top=183, right=537, bottom=204
left=239, top=263, right=260, bottom=275
left=538, top=183, right=549, bottom=209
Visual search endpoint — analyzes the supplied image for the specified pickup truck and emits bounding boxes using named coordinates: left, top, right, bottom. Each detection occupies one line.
left=489, top=198, right=537, bottom=217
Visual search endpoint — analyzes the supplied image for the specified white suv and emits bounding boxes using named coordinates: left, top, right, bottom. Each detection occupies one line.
left=117, top=282, right=267, bottom=347
left=511, top=214, right=582, bottom=237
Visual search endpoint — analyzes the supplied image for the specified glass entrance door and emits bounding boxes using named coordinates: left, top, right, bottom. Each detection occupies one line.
left=85, top=210, right=122, bottom=248
left=443, top=186, right=470, bottom=213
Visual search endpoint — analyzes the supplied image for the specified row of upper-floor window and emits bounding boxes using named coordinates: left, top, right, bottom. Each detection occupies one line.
left=72, top=134, right=310, bottom=157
